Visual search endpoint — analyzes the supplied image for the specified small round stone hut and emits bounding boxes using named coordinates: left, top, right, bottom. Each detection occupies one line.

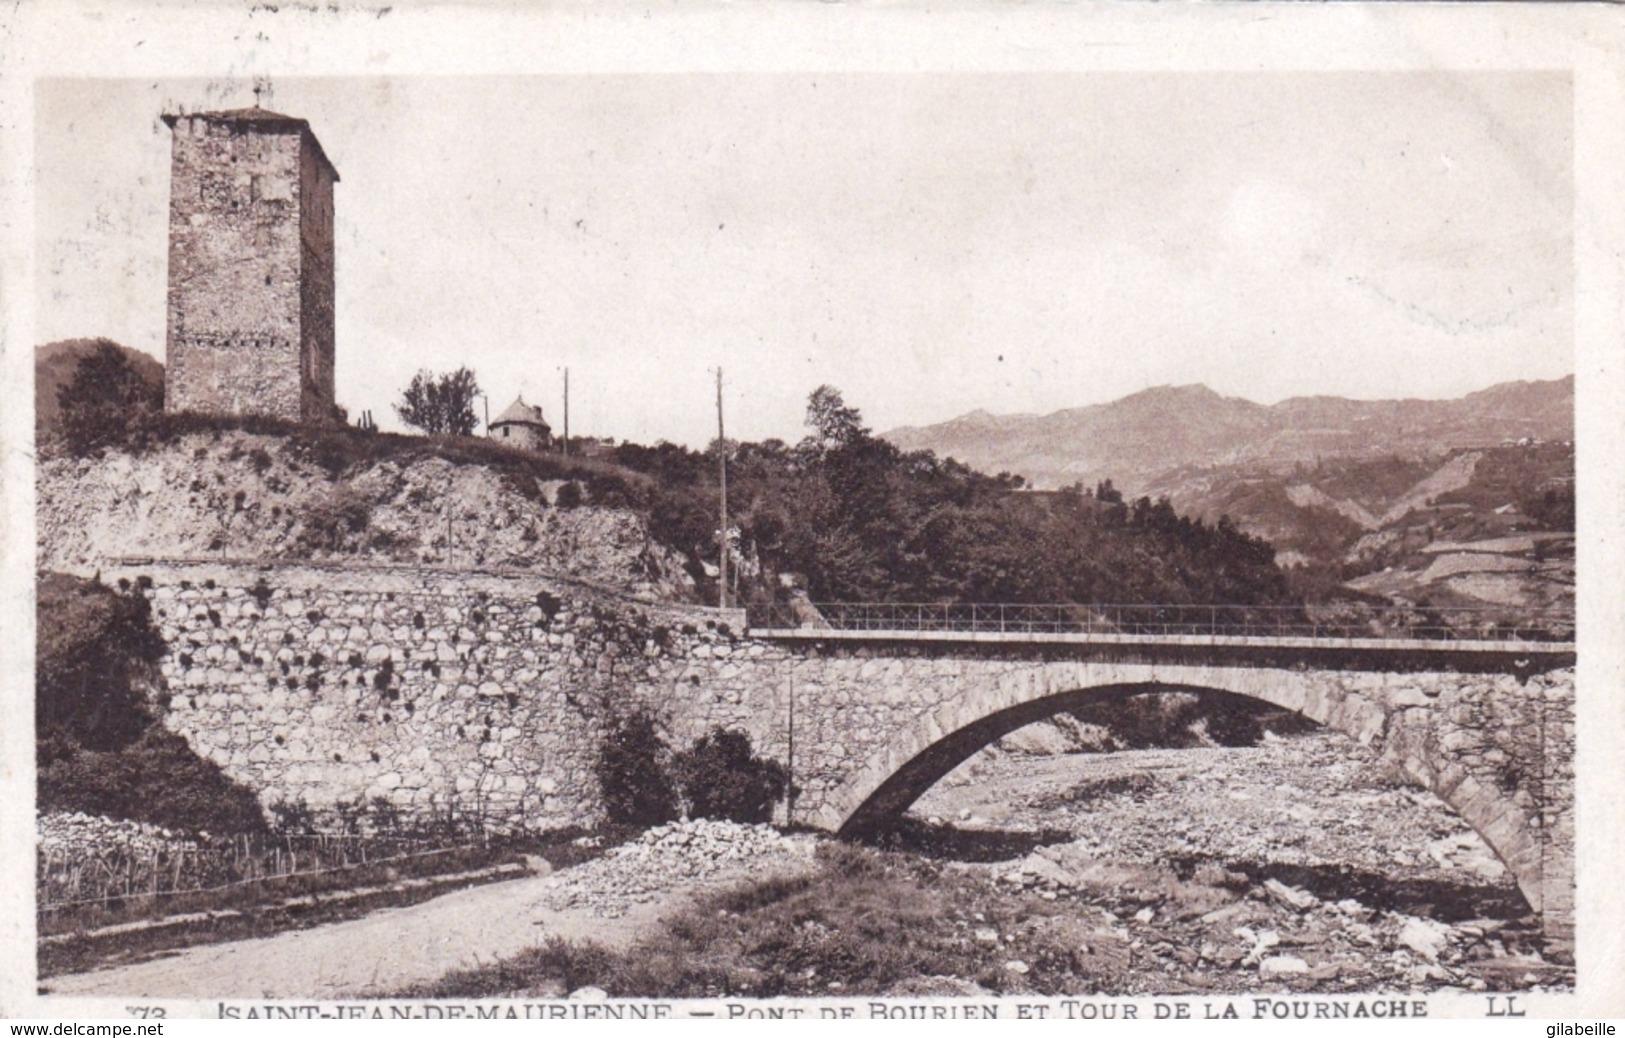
left=488, top=395, right=552, bottom=450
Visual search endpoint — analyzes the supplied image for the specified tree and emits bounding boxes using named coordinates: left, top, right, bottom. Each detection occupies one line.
left=395, top=367, right=481, bottom=437
left=802, top=384, right=869, bottom=456
left=36, top=572, right=165, bottom=755
left=56, top=341, right=163, bottom=455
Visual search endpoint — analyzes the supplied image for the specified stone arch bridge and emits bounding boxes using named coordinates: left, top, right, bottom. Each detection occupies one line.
left=754, top=627, right=1574, bottom=952
left=107, top=560, right=1575, bottom=951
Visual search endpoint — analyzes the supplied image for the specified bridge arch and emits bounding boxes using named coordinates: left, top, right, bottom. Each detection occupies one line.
left=814, top=668, right=1546, bottom=923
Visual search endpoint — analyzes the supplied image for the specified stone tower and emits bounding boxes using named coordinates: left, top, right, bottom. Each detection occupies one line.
left=161, top=107, right=340, bottom=424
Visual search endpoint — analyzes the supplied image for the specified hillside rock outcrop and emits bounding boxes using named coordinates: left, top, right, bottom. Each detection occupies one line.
left=37, top=431, right=696, bottom=603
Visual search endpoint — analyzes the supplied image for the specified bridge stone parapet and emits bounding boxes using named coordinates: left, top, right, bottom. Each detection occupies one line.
left=107, top=560, right=1574, bottom=954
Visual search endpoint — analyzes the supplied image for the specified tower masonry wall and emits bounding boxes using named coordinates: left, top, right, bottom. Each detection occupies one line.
left=297, top=136, right=337, bottom=423
left=164, top=116, right=336, bottom=423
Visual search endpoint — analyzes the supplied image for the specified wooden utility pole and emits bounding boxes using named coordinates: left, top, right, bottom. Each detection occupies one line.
left=717, top=367, right=729, bottom=610
left=785, top=662, right=796, bottom=825
left=562, top=367, right=570, bottom=455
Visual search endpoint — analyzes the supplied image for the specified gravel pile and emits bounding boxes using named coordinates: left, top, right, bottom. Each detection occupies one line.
left=37, top=812, right=201, bottom=859
left=540, top=819, right=816, bottom=918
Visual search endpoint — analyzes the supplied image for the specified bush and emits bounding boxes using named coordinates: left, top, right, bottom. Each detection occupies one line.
left=672, top=728, right=788, bottom=824
left=56, top=341, right=163, bottom=456
left=296, top=485, right=375, bottom=552
left=37, top=572, right=165, bottom=752
left=594, top=709, right=679, bottom=827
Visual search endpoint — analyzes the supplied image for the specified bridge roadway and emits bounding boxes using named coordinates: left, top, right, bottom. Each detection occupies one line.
left=747, top=622, right=1576, bottom=661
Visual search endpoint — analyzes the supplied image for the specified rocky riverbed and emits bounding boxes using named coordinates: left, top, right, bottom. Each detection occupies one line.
left=905, top=730, right=1570, bottom=993
left=404, top=731, right=1572, bottom=999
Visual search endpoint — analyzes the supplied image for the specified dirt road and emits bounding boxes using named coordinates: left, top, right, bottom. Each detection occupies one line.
left=41, top=873, right=677, bottom=1000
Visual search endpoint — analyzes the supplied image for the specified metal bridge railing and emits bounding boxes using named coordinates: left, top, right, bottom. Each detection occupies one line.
left=745, top=601, right=1574, bottom=643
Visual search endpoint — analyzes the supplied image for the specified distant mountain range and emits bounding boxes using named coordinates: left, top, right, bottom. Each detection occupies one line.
left=882, top=377, right=1574, bottom=494
left=882, top=377, right=1574, bottom=619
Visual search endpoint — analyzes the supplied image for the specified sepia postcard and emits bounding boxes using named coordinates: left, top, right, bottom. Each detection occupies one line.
left=2, top=0, right=1623, bottom=1024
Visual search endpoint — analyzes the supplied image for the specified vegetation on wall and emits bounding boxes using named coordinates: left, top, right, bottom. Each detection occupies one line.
left=594, top=711, right=790, bottom=828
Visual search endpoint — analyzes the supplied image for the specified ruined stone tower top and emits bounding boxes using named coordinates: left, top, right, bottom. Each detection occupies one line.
left=162, top=107, right=340, bottom=424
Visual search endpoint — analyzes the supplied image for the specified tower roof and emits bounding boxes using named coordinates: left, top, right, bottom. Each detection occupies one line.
left=162, top=107, right=340, bottom=182
left=491, top=396, right=549, bottom=428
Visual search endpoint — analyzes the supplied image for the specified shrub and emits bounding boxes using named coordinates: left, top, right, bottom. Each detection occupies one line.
left=296, top=485, right=375, bottom=553
left=248, top=446, right=275, bottom=474
left=36, top=571, right=165, bottom=752
left=593, top=708, right=679, bottom=827
left=672, top=727, right=788, bottom=824
left=56, top=341, right=163, bottom=456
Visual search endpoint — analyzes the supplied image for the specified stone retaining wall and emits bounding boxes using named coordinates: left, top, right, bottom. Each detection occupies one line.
left=120, top=561, right=766, bottom=832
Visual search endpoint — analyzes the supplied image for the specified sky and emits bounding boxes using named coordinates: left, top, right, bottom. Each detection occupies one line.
left=35, top=72, right=1572, bottom=448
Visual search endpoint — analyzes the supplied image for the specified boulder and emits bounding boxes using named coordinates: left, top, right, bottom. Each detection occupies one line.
left=1264, top=878, right=1319, bottom=912
left=1396, top=916, right=1451, bottom=961
left=1259, top=955, right=1310, bottom=977
left=522, top=854, right=554, bottom=877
